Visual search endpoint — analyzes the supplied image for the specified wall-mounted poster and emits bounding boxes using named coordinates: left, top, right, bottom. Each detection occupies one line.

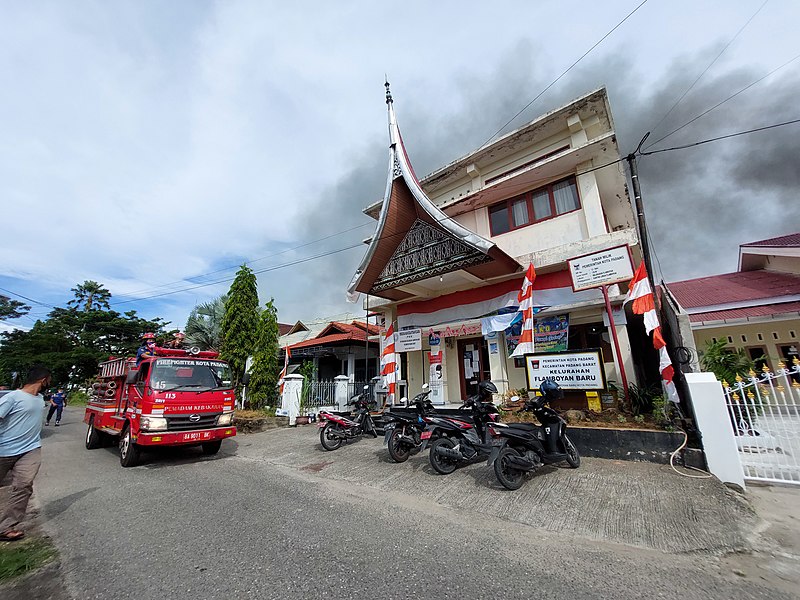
left=534, top=315, right=569, bottom=353
left=506, top=314, right=569, bottom=356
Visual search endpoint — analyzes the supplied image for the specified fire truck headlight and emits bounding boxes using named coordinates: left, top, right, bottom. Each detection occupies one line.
left=141, top=416, right=168, bottom=431
left=217, top=412, right=234, bottom=426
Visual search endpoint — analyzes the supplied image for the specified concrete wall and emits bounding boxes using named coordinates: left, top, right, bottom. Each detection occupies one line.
left=488, top=210, right=588, bottom=257
left=692, top=318, right=800, bottom=372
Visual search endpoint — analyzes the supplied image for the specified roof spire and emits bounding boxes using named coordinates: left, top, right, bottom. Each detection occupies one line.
left=385, top=77, right=393, bottom=105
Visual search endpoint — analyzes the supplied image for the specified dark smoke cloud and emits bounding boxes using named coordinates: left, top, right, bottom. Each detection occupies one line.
left=279, top=42, right=799, bottom=322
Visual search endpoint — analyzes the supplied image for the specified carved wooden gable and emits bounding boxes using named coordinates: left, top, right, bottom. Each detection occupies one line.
left=371, top=219, right=491, bottom=292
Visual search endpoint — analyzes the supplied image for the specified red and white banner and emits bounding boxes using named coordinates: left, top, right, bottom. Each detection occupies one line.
left=380, top=324, right=397, bottom=402
left=278, top=346, right=291, bottom=395
left=397, top=270, right=605, bottom=330
left=624, top=263, right=678, bottom=403
left=511, top=263, right=537, bottom=358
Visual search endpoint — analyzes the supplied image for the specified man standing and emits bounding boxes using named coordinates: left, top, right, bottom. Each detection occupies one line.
left=0, top=365, right=51, bottom=542
left=45, top=387, right=66, bottom=427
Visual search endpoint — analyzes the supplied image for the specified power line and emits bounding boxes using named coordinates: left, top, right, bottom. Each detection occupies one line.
left=646, top=0, right=769, bottom=140
left=0, top=286, right=55, bottom=309
left=639, top=117, right=800, bottom=155
left=480, top=0, right=650, bottom=148
left=644, top=52, right=800, bottom=150
left=115, top=221, right=375, bottom=299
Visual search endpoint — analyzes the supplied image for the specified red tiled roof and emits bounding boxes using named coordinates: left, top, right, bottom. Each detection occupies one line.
left=741, top=233, right=800, bottom=248
left=667, top=271, right=800, bottom=309
left=689, top=301, right=800, bottom=323
left=286, top=320, right=380, bottom=350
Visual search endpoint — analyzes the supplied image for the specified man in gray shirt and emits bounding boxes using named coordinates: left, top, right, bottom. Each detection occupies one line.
left=0, top=365, right=51, bottom=542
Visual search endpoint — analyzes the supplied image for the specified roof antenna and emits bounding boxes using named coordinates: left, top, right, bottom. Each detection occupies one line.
left=384, top=76, right=393, bottom=105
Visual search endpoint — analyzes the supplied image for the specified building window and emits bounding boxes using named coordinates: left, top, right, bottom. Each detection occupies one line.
left=741, top=335, right=747, bottom=343
left=488, top=176, right=581, bottom=236
left=727, top=336, right=734, bottom=344
left=791, top=330, right=797, bottom=339
left=757, top=333, right=764, bottom=341
left=773, top=332, right=779, bottom=340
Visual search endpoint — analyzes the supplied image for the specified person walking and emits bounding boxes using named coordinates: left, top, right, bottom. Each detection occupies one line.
left=0, top=365, right=51, bottom=542
left=45, top=387, right=66, bottom=426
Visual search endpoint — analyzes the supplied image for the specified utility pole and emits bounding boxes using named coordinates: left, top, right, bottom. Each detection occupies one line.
left=626, top=133, right=657, bottom=296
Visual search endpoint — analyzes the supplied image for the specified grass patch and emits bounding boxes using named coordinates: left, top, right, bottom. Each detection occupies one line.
left=0, top=535, right=57, bottom=582
left=234, top=407, right=276, bottom=419
left=66, top=390, right=89, bottom=407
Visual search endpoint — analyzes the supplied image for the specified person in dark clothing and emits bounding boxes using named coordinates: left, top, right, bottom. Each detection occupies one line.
left=136, top=332, right=157, bottom=366
left=45, top=388, right=66, bottom=426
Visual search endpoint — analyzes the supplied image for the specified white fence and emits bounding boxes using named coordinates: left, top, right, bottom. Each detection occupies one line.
left=723, top=359, right=800, bottom=485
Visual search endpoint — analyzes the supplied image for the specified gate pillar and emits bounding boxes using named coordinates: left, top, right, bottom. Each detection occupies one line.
left=685, top=372, right=746, bottom=490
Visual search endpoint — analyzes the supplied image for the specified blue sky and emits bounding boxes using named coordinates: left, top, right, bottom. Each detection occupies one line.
left=2, top=1, right=799, bottom=333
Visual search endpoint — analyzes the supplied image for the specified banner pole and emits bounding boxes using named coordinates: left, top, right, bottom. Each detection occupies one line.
left=602, top=284, right=630, bottom=405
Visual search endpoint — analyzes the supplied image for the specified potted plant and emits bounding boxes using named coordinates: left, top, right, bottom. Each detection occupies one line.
left=296, top=361, right=315, bottom=425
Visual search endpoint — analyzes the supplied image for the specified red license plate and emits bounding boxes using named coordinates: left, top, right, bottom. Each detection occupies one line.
left=421, top=431, right=432, bottom=440
left=181, top=431, right=212, bottom=442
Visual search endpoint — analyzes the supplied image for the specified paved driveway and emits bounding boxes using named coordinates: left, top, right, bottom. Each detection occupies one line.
left=19, top=412, right=795, bottom=600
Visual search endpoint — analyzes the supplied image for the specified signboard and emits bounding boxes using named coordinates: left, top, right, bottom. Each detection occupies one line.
left=567, top=245, right=634, bottom=291
left=396, top=328, right=422, bottom=352
left=524, top=350, right=606, bottom=391
left=427, top=351, right=445, bottom=405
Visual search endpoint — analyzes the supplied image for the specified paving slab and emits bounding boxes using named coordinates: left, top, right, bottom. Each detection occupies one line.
left=235, top=425, right=756, bottom=555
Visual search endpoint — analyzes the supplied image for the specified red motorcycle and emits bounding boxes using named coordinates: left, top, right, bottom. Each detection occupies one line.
left=318, top=386, right=377, bottom=451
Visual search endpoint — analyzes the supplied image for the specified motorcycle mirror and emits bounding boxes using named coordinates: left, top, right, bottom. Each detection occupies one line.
left=421, top=383, right=429, bottom=390
left=510, top=395, right=520, bottom=403
left=399, top=396, right=408, bottom=404
left=363, top=385, right=369, bottom=391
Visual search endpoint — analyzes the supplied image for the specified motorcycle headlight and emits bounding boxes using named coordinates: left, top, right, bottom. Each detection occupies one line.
left=141, top=416, right=168, bottom=431
left=217, top=412, right=234, bottom=426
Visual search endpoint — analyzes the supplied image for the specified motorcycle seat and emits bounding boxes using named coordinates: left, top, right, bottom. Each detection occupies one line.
left=504, top=422, right=538, bottom=431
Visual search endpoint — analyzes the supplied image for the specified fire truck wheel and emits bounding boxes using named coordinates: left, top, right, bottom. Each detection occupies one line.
left=119, top=425, right=141, bottom=468
left=85, top=418, right=102, bottom=450
left=201, top=440, right=222, bottom=455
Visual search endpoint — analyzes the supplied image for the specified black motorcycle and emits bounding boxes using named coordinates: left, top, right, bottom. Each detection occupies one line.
left=487, top=379, right=580, bottom=490
left=424, top=380, right=501, bottom=475
left=318, top=386, right=377, bottom=451
left=382, top=384, right=436, bottom=463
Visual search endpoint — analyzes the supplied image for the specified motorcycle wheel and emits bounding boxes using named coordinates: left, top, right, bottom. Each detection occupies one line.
left=494, top=446, right=525, bottom=490
left=429, top=437, right=458, bottom=475
left=563, top=434, right=580, bottom=468
left=387, top=428, right=412, bottom=463
left=320, top=423, right=344, bottom=451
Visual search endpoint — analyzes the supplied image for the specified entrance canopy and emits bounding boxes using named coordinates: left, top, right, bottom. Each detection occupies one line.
left=347, top=83, right=520, bottom=302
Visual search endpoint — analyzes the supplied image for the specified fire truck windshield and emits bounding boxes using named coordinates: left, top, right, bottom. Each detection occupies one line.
left=149, top=358, right=233, bottom=392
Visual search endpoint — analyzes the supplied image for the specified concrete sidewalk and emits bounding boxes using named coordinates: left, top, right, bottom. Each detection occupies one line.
left=236, top=425, right=756, bottom=555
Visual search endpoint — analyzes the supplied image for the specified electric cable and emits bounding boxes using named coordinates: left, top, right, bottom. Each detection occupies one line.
left=644, top=52, right=800, bottom=150
left=639, top=117, right=800, bottom=155
left=647, top=0, right=769, bottom=140
left=0, top=287, right=55, bottom=309
left=480, top=0, right=650, bottom=147
left=669, top=429, right=712, bottom=478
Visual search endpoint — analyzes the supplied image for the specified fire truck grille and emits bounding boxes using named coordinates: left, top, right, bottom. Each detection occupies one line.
left=166, top=414, right=219, bottom=431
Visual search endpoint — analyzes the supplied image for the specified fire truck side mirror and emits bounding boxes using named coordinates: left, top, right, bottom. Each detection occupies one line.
left=125, top=372, right=138, bottom=385
left=241, top=373, right=251, bottom=386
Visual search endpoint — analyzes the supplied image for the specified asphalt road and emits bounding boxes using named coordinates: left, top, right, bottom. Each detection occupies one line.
left=32, top=411, right=795, bottom=600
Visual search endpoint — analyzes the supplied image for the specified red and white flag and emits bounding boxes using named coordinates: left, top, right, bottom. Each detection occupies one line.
left=380, top=324, right=397, bottom=403
left=278, top=346, right=291, bottom=395
left=510, top=263, right=536, bottom=358
left=624, top=263, right=678, bottom=403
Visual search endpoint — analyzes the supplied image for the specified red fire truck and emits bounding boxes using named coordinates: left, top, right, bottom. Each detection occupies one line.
left=83, top=347, right=238, bottom=467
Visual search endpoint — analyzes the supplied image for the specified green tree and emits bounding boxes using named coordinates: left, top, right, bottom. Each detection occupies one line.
left=247, top=299, right=280, bottom=408
left=220, top=266, right=259, bottom=393
left=699, top=339, right=757, bottom=384
left=68, top=280, right=111, bottom=311
left=0, top=295, right=31, bottom=320
left=0, top=283, right=165, bottom=387
left=185, top=295, right=227, bottom=351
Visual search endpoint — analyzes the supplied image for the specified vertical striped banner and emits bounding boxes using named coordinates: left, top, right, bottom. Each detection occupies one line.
left=511, top=263, right=537, bottom=358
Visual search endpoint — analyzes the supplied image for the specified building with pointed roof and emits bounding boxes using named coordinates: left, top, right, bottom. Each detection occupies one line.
left=346, top=85, right=644, bottom=407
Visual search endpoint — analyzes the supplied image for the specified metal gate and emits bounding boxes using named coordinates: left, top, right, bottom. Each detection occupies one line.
left=723, top=359, right=800, bottom=485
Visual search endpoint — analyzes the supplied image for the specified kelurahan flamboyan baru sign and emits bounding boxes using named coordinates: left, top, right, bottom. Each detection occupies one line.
left=524, top=350, right=606, bottom=391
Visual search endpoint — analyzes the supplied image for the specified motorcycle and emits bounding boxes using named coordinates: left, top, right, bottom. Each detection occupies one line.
left=318, top=385, right=377, bottom=451
left=487, top=379, right=580, bottom=490
left=382, top=383, right=436, bottom=463
left=423, top=380, right=502, bottom=475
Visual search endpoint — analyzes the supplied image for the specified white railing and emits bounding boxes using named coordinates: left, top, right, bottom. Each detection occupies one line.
left=722, top=359, right=800, bottom=485
left=305, top=380, right=338, bottom=408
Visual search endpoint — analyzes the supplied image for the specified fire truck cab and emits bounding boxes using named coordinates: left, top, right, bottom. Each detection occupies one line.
left=84, top=347, right=237, bottom=467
